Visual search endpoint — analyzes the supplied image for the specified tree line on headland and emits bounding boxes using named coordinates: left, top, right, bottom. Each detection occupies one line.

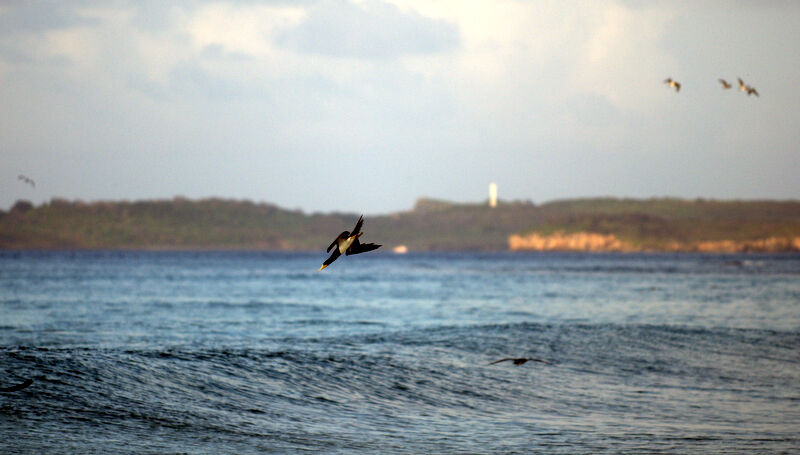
left=2, top=196, right=800, bottom=252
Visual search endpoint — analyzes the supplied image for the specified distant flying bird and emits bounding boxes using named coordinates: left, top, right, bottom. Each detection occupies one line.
left=663, top=78, right=681, bottom=92
left=0, top=378, right=33, bottom=393
left=319, top=215, right=381, bottom=271
left=489, top=357, right=551, bottom=366
left=736, top=77, right=760, bottom=97
left=718, top=79, right=732, bottom=89
left=738, top=77, right=747, bottom=92
left=17, top=174, right=35, bottom=188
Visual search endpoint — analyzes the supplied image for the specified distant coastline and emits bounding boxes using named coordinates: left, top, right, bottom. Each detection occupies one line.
left=509, top=231, right=800, bottom=253
left=2, top=196, right=800, bottom=252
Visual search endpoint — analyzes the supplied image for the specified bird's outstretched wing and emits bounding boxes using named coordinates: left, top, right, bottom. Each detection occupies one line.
left=488, top=358, right=516, bottom=365
left=488, top=357, right=551, bottom=366
left=524, top=357, right=551, bottom=365
left=346, top=238, right=381, bottom=256
left=0, top=378, right=33, bottom=393
left=327, top=231, right=350, bottom=253
left=350, top=215, right=364, bottom=238
left=326, top=235, right=340, bottom=253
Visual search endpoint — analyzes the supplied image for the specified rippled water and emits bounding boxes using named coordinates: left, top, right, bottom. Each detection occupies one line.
left=2, top=251, right=799, bottom=453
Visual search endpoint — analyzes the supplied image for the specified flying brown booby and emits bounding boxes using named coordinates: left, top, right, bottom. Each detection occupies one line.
left=488, top=357, right=551, bottom=366
left=319, top=215, right=381, bottom=271
left=738, top=77, right=747, bottom=92
left=738, top=77, right=759, bottom=97
left=664, top=78, right=681, bottom=92
left=718, top=78, right=732, bottom=89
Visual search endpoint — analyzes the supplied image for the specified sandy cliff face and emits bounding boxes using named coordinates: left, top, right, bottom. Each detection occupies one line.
left=508, top=232, right=633, bottom=252
left=509, top=231, right=800, bottom=252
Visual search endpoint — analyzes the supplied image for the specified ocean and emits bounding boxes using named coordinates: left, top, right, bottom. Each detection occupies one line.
left=1, top=251, right=799, bottom=454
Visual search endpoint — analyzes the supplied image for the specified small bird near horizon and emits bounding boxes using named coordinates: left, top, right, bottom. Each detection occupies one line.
left=738, top=77, right=747, bottom=92
left=718, top=78, right=732, bottom=89
left=18, top=174, right=35, bottom=188
left=319, top=215, right=381, bottom=271
left=746, top=86, right=759, bottom=97
left=663, top=78, right=680, bottom=93
left=488, top=357, right=551, bottom=366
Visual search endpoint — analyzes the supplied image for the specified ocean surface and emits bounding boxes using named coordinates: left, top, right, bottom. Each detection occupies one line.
left=1, top=251, right=799, bottom=454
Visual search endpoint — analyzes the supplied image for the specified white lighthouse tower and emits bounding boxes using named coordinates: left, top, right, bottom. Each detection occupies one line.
left=489, top=182, right=498, bottom=208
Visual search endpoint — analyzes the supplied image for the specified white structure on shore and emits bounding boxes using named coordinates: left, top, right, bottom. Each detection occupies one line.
left=489, top=182, right=498, bottom=208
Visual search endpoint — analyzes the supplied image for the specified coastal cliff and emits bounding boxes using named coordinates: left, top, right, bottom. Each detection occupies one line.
left=509, top=231, right=631, bottom=252
left=509, top=231, right=800, bottom=253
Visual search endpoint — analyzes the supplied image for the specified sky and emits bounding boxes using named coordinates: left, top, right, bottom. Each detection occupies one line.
left=2, top=1, right=799, bottom=214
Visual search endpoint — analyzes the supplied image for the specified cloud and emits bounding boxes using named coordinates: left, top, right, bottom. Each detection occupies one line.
left=0, top=1, right=98, bottom=35
left=185, top=3, right=306, bottom=58
left=1, top=0, right=799, bottom=213
left=276, top=0, right=459, bottom=59
left=573, top=3, right=678, bottom=111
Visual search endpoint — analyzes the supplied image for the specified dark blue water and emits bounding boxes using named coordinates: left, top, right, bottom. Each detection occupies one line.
left=2, top=251, right=799, bottom=454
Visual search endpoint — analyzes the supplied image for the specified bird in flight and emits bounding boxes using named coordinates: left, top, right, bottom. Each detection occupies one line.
left=663, top=78, right=681, bottom=93
left=488, top=357, right=551, bottom=366
left=718, top=79, right=732, bottom=89
left=738, top=78, right=759, bottom=97
left=18, top=174, right=35, bottom=188
left=319, top=215, right=381, bottom=271
left=0, top=378, right=33, bottom=393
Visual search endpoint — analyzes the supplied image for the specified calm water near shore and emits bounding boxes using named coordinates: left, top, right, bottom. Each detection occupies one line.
left=2, top=251, right=799, bottom=453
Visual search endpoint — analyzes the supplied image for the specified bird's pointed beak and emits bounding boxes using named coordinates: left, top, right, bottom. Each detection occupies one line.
left=319, top=264, right=328, bottom=271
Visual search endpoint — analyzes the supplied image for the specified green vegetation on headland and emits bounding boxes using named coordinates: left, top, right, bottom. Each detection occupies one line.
left=2, top=197, right=800, bottom=252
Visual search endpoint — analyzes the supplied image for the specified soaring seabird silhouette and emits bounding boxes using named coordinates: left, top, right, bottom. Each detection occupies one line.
left=663, top=78, right=680, bottom=92
left=489, top=357, right=551, bottom=366
left=738, top=77, right=747, bottom=92
left=17, top=174, right=35, bottom=188
left=738, top=77, right=759, bottom=97
left=319, top=215, right=381, bottom=271
left=0, top=378, right=33, bottom=393
left=718, top=78, right=732, bottom=89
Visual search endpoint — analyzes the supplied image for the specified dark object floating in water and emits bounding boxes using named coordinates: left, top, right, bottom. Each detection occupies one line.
left=319, top=214, right=381, bottom=271
left=0, top=378, right=33, bottom=393
left=489, top=357, right=551, bottom=366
